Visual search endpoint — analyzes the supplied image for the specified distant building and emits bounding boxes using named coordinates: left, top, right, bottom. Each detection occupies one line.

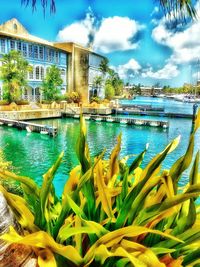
left=123, top=85, right=163, bottom=96
left=140, top=86, right=163, bottom=96
left=0, top=18, right=105, bottom=103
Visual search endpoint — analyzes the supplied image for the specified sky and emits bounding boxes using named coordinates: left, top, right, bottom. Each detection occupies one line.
left=0, top=0, right=200, bottom=87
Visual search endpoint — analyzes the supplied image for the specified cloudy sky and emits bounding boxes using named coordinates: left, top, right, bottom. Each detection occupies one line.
left=0, top=0, right=200, bottom=86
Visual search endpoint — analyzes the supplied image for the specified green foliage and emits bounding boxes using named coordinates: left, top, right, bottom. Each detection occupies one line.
left=0, top=149, right=23, bottom=196
left=0, top=100, right=10, bottom=105
left=41, top=65, right=63, bottom=101
left=0, top=110, right=200, bottom=267
left=90, top=96, right=101, bottom=104
left=99, top=58, right=109, bottom=75
left=105, top=82, right=115, bottom=100
left=106, top=69, right=123, bottom=96
left=0, top=50, right=31, bottom=102
left=14, top=100, right=29, bottom=105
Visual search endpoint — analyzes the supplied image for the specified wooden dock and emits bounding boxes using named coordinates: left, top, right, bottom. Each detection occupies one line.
left=115, top=109, right=193, bottom=118
left=64, top=114, right=169, bottom=128
left=0, top=118, right=57, bottom=137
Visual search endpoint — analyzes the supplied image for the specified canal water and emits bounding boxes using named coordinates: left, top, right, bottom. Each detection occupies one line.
left=0, top=96, right=199, bottom=196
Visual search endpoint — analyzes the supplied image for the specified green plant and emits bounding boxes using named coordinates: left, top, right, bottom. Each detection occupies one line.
left=0, top=110, right=200, bottom=267
left=41, top=65, right=63, bottom=101
left=0, top=50, right=32, bottom=102
left=15, top=100, right=29, bottom=105
left=0, top=100, right=10, bottom=105
left=90, top=96, right=101, bottom=104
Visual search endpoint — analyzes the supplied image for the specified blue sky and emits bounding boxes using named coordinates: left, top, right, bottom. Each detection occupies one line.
left=0, top=0, right=200, bottom=87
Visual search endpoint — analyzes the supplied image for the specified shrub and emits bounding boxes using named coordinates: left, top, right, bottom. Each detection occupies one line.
left=15, top=100, right=29, bottom=105
left=65, top=91, right=82, bottom=104
left=0, top=110, right=200, bottom=267
left=90, top=96, right=101, bottom=104
left=41, top=100, right=52, bottom=104
left=0, top=100, right=10, bottom=105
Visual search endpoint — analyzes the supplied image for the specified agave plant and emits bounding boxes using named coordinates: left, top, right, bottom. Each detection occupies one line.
left=0, top=109, right=200, bottom=267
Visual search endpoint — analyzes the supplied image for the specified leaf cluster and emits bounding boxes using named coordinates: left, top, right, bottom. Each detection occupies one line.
left=0, top=110, right=200, bottom=266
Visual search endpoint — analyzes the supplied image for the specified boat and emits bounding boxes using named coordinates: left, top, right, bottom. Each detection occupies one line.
left=73, top=114, right=80, bottom=119
left=84, top=116, right=91, bottom=120
left=40, top=130, right=48, bottom=135
left=150, top=121, right=159, bottom=127
left=120, top=119, right=128, bottom=124
left=106, top=118, right=114, bottom=122
left=134, top=120, right=144, bottom=125
left=26, top=126, right=32, bottom=133
left=7, top=123, right=13, bottom=127
left=0, top=122, right=4, bottom=125
left=163, top=124, right=168, bottom=128
left=95, top=117, right=102, bottom=122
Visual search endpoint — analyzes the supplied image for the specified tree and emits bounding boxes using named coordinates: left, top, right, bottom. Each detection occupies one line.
left=107, top=69, right=124, bottom=96
left=105, top=81, right=115, bottom=100
left=0, top=50, right=31, bottom=102
left=41, top=65, right=63, bottom=101
left=99, top=58, right=109, bottom=76
left=92, top=76, right=103, bottom=97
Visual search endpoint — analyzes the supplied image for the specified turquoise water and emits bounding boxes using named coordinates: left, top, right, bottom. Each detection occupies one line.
left=0, top=96, right=199, bottom=196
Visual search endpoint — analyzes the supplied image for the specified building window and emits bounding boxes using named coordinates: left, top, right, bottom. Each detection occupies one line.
left=28, top=44, right=33, bottom=58
left=10, top=40, right=15, bottom=50
left=28, top=68, right=33, bottom=80
left=22, top=43, right=27, bottom=57
left=17, top=41, right=22, bottom=51
left=0, top=39, right=5, bottom=53
left=49, top=49, right=54, bottom=62
left=41, top=66, right=44, bottom=80
left=60, top=69, right=65, bottom=77
left=35, top=66, right=40, bottom=80
left=55, top=51, right=59, bottom=63
left=34, top=46, right=38, bottom=59
left=46, top=48, right=50, bottom=61
left=39, top=46, right=44, bottom=60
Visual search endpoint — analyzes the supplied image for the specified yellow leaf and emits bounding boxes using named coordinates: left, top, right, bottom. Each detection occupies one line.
left=107, top=134, right=121, bottom=183
left=1, top=227, right=83, bottom=265
left=38, top=248, right=57, bottom=267
left=92, top=244, right=147, bottom=267
left=95, top=159, right=113, bottom=218
left=84, top=225, right=183, bottom=264
left=62, top=165, right=81, bottom=197
left=0, top=185, right=37, bottom=231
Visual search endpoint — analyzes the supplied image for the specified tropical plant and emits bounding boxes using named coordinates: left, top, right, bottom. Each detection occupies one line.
left=0, top=110, right=200, bottom=266
left=105, top=82, right=115, bottom=100
left=41, top=65, right=63, bottom=101
left=0, top=50, right=32, bottom=102
left=99, top=58, right=110, bottom=76
left=107, top=69, right=124, bottom=96
left=21, top=0, right=197, bottom=20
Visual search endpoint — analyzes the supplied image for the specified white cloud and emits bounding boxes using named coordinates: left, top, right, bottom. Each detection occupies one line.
left=152, top=1, right=200, bottom=65
left=93, top=16, right=144, bottom=53
left=57, top=12, right=144, bottom=53
left=113, top=59, right=142, bottom=79
left=57, top=11, right=95, bottom=46
left=142, top=63, right=179, bottom=79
